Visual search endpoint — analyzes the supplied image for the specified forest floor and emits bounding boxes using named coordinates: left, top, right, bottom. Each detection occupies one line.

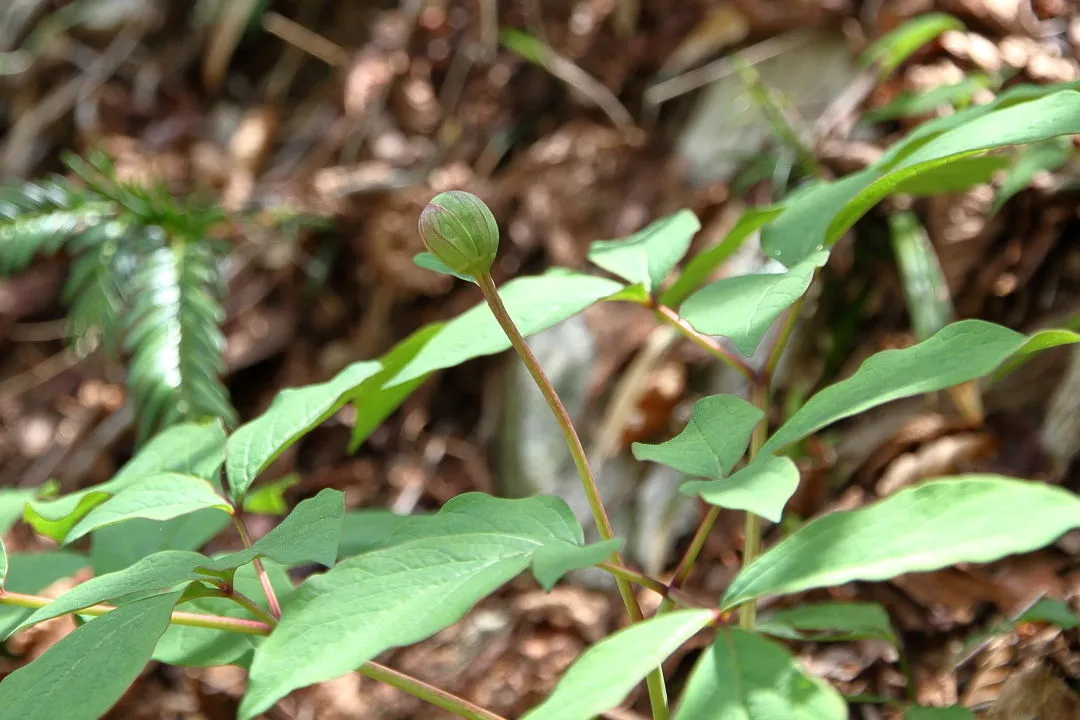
left=2, top=0, right=1080, bottom=718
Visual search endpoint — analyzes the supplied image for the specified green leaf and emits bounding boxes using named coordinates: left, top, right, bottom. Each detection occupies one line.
left=757, top=602, right=897, bottom=644
left=124, top=241, right=235, bottom=439
left=388, top=270, right=625, bottom=386
left=721, top=476, right=1080, bottom=610
left=63, top=221, right=138, bottom=354
left=15, top=551, right=207, bottom=632
left=225, top=361, right=382, bottom=501
left=1017, top=598, right=1080, bottom=629
left=523, top=610, right=715, bottom=720
left=337, top=509, right=416, bottom=559
left=90, top=509, right=230, bottom=574
left=681, top=250, right=829, bottom=356
left=991, top=136, right=1072, bottom=214
left=0, top=538, right=6, bottom=588
left=203, top=488, right=344, bottom=573
left=65, top=473, right=232, bottom=543
left=859, top=13, right=964, bottom=77
left=347, top=323, right=444, bottom=453
left=866, top=75, right=990, bottom=122
left=412, top=251, right=476, bottom=283
left=674, top=628, right=846, bottom=720
left=889, top=211, right=952, bottom=341
left=763, top=321, right=1080, bottom=454
left=632, top=395, right=763, bottom=479
left=240, top=493, right=598, bottom=719
left=153, top=561, right=293, bottom=668
left=532, top=538, right=623, bottom=591
left=587, top=210, right=700, bottom=294
left=891, top=153, right=1011, bottom=196
left=241, top=474, right=300, bottom=515
left=0, top=591, right=180, bottom=720
left=905, top=707, right=974, bottom=720
left=763, top=90, right=1080, bottom=266
left=680, top=454, right=800, bottom=523
left=0, top=487, right=34, bottom=535
left=25, top=420, right=227, bottom=541
left=0, top=551, right=90, bottom=638
left=660, top=206, right=784, bottom=307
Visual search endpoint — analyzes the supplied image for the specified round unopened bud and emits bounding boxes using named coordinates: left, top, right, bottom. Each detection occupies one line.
left=418, top=190, right=499, bottom=276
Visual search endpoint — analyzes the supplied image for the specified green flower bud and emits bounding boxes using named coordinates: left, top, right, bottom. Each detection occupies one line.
left=418, top=190, right=499, bottom=277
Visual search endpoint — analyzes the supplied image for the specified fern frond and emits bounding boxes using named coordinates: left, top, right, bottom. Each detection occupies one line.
left=62, top=220, right=141, bottom=355
left=0, top=178, right=114, bottom=275
left=124, top=241, right=236, bottom=439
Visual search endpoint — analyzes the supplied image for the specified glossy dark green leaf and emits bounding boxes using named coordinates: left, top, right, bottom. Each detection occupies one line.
left=680, top=454, right=800, bottom=523
left=388, top=270, right=625, bottom=386
left=674, top=628, right=846, bottom=719
left=632, top=394, right=762, bottom=479
left=721, top=476, right=1080, bottom=610
left=587, top=210, right=700, bottom=293
left=523, top=610, right=715, bottom=720
left=226, top=361, right=381, bottom=501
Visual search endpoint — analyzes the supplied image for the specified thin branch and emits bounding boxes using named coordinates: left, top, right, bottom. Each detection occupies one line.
left=360, top=662, right=508, bottom=720
left=232, top=515, right=282, bottom=619
left=0, top=590, right=271, bottom=635
left=653, top=304, right=755, bottom=381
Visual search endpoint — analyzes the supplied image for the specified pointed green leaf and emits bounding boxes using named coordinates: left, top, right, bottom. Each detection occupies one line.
left=905, top=707, right=974, bottom=720
left=347, top=323, right=444, bottom=453
left=763, top=90, right=1080, bottom=265
left=226, top=361, right=382, bottom=501
left=633, top=395, right=763, bottom=479
left=1017, top=598, right=1080, bottom=629
left=16, top=551, right=206, bottom=632
left=660, top=206, right=785, bottom=308
left=25, top=420, right=226, bottom=541
left=763, top=321, right=1080, bottom=454
left=721, top=476, right=1080, bottom=610
left=0, top=488, right=34, bottom=536
left=757, top=602, right=897, bottom=644
left=337, top=509, right=416, bottom=559
left=524, top=610, right=715, bottom=720
left=680, top=454, right=799, bottom=523
left=412, top=251, right=475, bottom=283
left=241, top=474, right=300, bottom=516
left=202, top=488, right=344, bottom=573
left=681, top=251, right=829, bottom=357
left=889, top=210, right=952, bottom=342
left=674, top=628, right=846, bottom=720
left=240, top=493, right=595, bottom=719
left=859, top=13, right=963, bottom=77
left=90, top=509, right=231, bottom=574
left=532, top=538, right=623, bottom=591
left=388, top=270, right=625, bottom=386
left=153, top=561, right=293, bottom=668
left=0, top=551, right=90, bottom=639
left=65, top=473, right=232, bottom=543
left=0, top=591, right=180, bottom=720
left=587, top=210, right=700, bottom=293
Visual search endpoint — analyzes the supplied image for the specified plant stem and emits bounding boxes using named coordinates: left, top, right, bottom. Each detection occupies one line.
left=475, top=271, right=669, bottom=720
left=0, top=590, right=271, bottom=635
left=226, top=589, right=279, bottom=627
left=653, top=304, right=755, bottom=382
left=232, top=514, right=282, bottom=619
left=360, top=662, right=508, bottom=720
left=739, top=379, right=770, bottom=630
left=598, top=562, right=671, bottom=599
left=759, top=295, right=804, bottom=387
left=0, top=589, right=507, bottom=720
